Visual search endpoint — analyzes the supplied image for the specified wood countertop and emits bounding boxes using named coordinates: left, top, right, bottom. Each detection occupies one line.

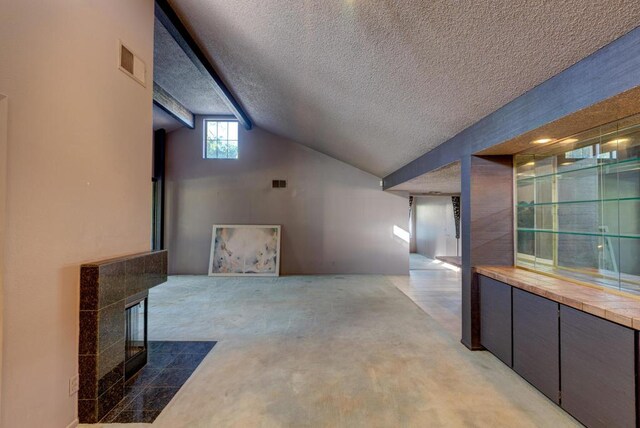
left=475, top=266, right=640, bottom=330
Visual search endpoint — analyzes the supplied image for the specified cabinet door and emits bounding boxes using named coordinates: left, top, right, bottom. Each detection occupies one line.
left=479, top=275, right=512, bottom=366
left=560, top=305, right=636, bottom=428
left=512, top=289, right=559, bottom=403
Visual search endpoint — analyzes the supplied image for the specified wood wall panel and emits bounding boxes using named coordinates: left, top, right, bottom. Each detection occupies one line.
left=461, top=155, right=513, bottom=349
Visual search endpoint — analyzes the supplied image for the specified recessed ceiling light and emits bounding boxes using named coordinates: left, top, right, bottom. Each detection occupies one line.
left=532, top=138, right=554, bottom=144
left=606, top=138, right=630, bottom=145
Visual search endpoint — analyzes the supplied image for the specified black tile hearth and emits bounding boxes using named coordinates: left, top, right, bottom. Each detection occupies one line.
left=146, top=352, right=177, bottom=369
left=148, top=368, right=194, bottom=387
left=122, top=386, right=179, bottom=412
left=100, top=340, right=216, bottom=424
left=124, top=367, right=162, bottom=394
left=166, top=352, right=207, bottom=369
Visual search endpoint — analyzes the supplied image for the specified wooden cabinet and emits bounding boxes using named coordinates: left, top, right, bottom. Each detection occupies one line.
left=560, top=306, right=636, bottom=428
left=512, top=289, right=559, bottom=403
left=478, top=274, right=639, bottom=428
left=479, top=275, right=512, bottom=366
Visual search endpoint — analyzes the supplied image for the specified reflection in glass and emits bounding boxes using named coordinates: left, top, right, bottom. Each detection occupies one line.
left=515, top=114, right=640, bottom=293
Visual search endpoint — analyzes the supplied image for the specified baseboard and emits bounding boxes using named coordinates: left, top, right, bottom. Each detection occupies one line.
left=65, top=418, right=79, bottom=428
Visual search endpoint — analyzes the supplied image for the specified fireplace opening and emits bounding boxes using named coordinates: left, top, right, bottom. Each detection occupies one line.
left=125, top=291, right=148, bottom=380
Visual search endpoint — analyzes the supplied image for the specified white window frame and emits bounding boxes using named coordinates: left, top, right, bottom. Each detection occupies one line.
left=203, top=118, right=239, bottom=159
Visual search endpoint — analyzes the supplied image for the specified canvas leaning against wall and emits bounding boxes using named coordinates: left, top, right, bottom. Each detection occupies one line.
left=208, top=225, right=281, bottom=276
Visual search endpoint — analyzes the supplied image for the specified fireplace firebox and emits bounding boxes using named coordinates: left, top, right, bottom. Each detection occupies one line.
left=125, top=291, right=148, bottom=380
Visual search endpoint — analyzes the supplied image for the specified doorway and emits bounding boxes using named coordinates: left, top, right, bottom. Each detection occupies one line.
left=409, top=194, right=461, bottom=271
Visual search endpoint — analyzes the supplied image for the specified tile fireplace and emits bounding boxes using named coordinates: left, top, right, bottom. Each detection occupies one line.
left=78, top=250, right=167, bottom=423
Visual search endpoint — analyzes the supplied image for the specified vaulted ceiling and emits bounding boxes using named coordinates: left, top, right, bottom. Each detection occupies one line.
left=166, top=0, right=640, bottom=177
left=154, top=17, right=231, bottom=116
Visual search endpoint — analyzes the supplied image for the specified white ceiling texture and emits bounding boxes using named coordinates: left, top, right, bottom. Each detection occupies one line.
left=153, top=15, right=233, bottom=132
left=390, top=162, right=462, bottom=195
left=167, top=0, right=640, bottom=179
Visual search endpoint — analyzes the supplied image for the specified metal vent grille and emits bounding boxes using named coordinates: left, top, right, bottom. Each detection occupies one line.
left=120, top=44, right=134, bottom=74
left=118, top=41, right=146, bottom=87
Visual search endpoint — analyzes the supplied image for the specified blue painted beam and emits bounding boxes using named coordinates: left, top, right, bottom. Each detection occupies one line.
left=155, top=0, right=253, bottom=130
left=153, top=82, right=195, bottom=129
left=384, top=26, right=640, bottom=189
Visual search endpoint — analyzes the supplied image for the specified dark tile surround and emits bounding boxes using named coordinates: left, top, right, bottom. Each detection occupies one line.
left=78, top=250, right=167, bottom=423
left=100, top=341, right=216, bottom=423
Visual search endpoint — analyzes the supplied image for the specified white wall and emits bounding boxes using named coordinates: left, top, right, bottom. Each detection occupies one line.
left=415, top=196, right=459, bottom=258
left=409, top=198, right=417, bottom=253
left=0, top=2, right=154, bottom=427
left=165, top=118, right=409, bottom=275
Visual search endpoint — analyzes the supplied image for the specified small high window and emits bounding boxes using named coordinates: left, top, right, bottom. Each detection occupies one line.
left=204, top=119, right=239, bottom=159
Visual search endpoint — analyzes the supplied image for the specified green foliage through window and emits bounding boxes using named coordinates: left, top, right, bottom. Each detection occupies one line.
left=204, top=120, right=239, bottom=159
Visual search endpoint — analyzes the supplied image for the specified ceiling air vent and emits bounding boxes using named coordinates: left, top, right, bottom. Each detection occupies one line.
left=119, top=41, right=146, bottom=87
left=272, top=180, right=287, bottom=188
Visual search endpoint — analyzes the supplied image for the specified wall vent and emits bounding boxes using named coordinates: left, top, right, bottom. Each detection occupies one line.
left=119, top=41, right=146, bottom=87
left=272, top=180, right=287, bottom=188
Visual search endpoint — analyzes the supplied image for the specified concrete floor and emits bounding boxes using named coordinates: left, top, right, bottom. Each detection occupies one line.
left=409, top=253, right=449, bottom=271
left=83, top=274, right=580, bottom=428
left=391, top=270, right=461, bottom=338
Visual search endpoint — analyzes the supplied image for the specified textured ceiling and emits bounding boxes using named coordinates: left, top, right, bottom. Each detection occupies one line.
left=389, top=162, right=461, bottom=195
left=152, top=104, right=184, bottom=132
left=169, top=0, right=640, bottom=177
left=154, top=17, right=231, bottom=116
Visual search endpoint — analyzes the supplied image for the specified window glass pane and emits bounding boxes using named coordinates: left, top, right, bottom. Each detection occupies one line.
left=218, top=139, right=228, bottom=158
left=218, top=121, right=228, bottom=141
left=228, top=122, right=238, bottom=140
left=620, top=237, right=640, bottom=293
left=227, top=141, right=238, bottom=159
left=515, top=113, right=640, bottom=293
left=555, top=168, right=600, bottom=203
left=535, top=176, right=554, bottom=204
left=206, top=138, right=214, bottom=158
left=203, top=120, right=239, bottom=159
left=534, top=156, right=554, bottom=177
left=555, top=233, right=610, bottom=276
left=534, top=231, right=554, bottom=266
